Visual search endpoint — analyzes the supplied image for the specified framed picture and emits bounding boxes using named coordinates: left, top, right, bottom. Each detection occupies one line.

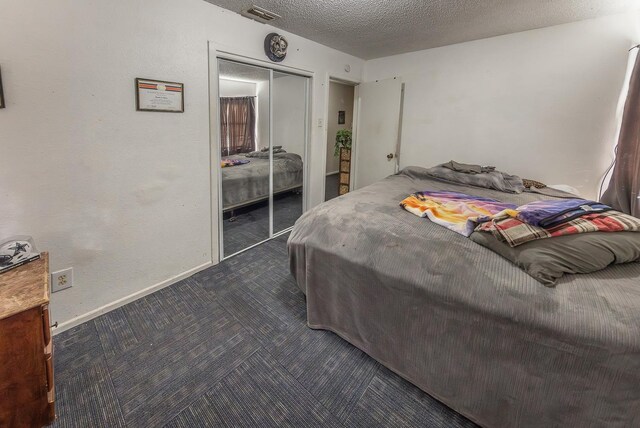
left=338, top=110, right=345, bottom=124
left=0, top=66, right=5, bottom=109
left=135, top=78, right=184, bottom=112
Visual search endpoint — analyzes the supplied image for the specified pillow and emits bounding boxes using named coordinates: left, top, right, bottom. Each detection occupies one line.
left=469, top=231, right=640, bottom=286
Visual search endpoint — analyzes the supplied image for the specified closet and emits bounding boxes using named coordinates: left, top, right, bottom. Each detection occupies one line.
left=216, top=59, right=309, bottom=258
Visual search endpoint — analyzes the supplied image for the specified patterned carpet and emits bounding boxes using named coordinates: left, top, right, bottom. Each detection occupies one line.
left=52, top=234, right=477, bottom=427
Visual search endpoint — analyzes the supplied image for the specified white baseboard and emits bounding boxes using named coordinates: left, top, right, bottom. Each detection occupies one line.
left=326, top=170, right=339, bottom=176
left=53, top=260, right=214, bottom=335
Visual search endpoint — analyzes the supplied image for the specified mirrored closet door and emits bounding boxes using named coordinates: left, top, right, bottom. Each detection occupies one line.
left=272, top=71, right=307, bottom=234
left=217, top=59, right=309, bottom=258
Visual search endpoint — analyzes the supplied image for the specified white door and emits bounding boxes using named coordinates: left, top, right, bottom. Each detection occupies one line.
left=352, top=77, right=403, bottom=189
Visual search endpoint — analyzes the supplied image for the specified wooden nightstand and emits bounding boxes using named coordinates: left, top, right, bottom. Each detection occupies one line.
left=0, top=253, right=55, bottom=427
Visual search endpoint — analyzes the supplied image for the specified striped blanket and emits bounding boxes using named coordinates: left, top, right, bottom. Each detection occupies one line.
left=400, top=191, right=517, bottom=237
left=476, top=210, right=640, bottom=246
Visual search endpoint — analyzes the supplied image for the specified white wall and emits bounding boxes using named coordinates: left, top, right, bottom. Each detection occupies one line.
left=0, top=0, right=363, bottom=329
left=364, top=13, right=640, bottom=199
left=326, top=82, right=355, bottom=173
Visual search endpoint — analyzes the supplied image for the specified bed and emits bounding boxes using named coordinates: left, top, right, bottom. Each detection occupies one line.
left=288, top=166, right=640, bottom=427
left=221, top=153, right=303, bottom=211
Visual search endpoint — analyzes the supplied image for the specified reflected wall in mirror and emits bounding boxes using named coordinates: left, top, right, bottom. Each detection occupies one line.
left=217, top=59, right=309, bottom=258
left=218, top=59, right=270, bottom=256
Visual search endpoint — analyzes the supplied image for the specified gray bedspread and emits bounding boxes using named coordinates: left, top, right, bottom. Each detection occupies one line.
left=221, top=153, right=303, bottom=210
left=288, top=166, right=640, bottom=427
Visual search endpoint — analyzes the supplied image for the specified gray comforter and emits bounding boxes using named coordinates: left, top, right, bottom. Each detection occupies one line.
left=221, top=153, right=303, bottom=210
left=288, top=166, right=640, bottom=427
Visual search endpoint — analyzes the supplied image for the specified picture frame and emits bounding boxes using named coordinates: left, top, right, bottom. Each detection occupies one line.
left=338, top=110, right=345, bottom=124
left=0, top=66, right=5, bottom=109
left=135, top=78, right=184, bottom=113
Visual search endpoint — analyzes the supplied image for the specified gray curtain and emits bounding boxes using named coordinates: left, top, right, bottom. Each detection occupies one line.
left=602, top=51, right=640, bottom=217
left=219, top=96, right=256, bottom=156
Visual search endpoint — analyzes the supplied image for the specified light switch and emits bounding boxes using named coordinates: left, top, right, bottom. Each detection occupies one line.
left=317, top=118, right=324, bottom=128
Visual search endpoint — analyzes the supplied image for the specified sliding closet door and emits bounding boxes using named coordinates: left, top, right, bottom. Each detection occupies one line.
left=216, top=59, right=309, bottom=259
left=218, top=59, right=270, bottom=257
left=271, top=71, right=308, bottom=233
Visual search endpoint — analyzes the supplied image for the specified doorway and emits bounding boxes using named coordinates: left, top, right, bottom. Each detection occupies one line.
left=216, top=58, right=310, bottom=258
left=324, top=81, right=356, bottom=201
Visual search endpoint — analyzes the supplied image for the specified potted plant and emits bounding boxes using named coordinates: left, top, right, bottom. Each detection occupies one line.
left=334, top=129, right=352, bottom=157
left=334, top=130, right=352, bottom=195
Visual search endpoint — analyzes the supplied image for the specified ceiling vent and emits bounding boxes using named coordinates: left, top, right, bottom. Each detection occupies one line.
left=240, top=5, right=280, bottom=24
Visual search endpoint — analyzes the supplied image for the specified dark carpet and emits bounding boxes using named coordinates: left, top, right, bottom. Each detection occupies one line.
left=223, top=191, right=302, bottom=256
left=325, top=173, right=339, bottom=202
left=52, top=234, right=477, bottom=428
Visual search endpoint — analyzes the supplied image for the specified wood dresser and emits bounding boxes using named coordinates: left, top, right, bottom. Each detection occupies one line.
left=0, top=253, right=55, bottom=427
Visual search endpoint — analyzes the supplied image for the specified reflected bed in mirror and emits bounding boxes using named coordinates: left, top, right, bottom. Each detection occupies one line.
left=221, top=150, right=303, bottom=211
left=221, top=149, right=303, bottom=255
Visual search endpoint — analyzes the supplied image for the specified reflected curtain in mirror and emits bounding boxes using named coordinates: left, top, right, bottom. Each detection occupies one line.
left=220, top=96, right=256, bottom=156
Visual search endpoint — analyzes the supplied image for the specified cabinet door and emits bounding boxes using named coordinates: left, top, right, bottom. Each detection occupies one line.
left=0, top=307, right=51, bottom=427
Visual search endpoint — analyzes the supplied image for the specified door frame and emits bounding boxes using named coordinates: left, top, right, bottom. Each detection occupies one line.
left=321, top=74, right=361, bottom=202
left=208, top=43, right=314, bottom=263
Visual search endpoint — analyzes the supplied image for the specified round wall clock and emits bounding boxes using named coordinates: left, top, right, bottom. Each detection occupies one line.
left=264, top=33, right=288, bottom=62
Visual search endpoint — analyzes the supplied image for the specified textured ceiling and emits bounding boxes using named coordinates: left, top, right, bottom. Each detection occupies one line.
left=204, top=0, right=639, bottom=59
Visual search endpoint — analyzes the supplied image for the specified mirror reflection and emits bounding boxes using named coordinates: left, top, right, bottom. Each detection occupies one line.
left=219, top=59, right=270, bottom=256
left=272, top=70, right=306, bottom=234
left=218, top=59, right=308, bottom=258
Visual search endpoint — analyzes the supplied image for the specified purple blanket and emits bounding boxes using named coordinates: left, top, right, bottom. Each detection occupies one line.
left=516, top=199, right=611, bottom=228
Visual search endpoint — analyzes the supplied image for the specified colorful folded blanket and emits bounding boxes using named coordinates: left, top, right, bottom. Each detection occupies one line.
left=400, top=191, right=517, bottom=237
left=221, top=158, right=250, bottom=168
left=516, top=199, right=611, bottom=228
left=476, top=210, right=640, bottom=247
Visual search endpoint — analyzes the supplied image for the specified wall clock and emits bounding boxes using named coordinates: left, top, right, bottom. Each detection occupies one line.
left=264, top=33, right=288, bottom=62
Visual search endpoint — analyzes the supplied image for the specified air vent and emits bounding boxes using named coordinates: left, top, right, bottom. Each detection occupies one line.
left=240, top=5, right=280, bottom=24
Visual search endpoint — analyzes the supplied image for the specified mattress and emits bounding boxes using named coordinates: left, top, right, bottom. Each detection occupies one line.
left=221, top=153, right=303, bottom=210
left=288, top=166, right=640, bottom=427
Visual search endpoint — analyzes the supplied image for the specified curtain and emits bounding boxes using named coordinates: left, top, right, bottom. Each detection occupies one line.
left=602, top=50, right=640, bottom=217
left=219, top=96, right=256, bottom=156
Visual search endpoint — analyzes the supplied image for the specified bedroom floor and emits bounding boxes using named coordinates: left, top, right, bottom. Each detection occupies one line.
left=51, top=234, right=476, bottom=428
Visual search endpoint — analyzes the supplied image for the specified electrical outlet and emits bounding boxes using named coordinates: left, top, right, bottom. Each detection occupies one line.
left=51, top=268, right=73, bottom=292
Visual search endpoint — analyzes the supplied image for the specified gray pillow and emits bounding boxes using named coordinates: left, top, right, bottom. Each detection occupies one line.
left=469, top=231, right=640, bottom=286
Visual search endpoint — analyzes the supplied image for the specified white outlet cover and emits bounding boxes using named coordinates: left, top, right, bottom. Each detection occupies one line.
left=51, top=267, right=73, bottom=293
